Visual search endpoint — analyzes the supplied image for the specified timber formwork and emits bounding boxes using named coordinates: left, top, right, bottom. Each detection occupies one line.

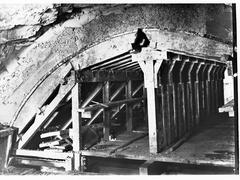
left=11, top=48, right=232, bottom=173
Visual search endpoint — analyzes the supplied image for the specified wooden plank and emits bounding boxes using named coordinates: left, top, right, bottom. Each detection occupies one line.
left=42, top=111, right=59, bottom=129
left=15, top=149, right=73, bottom=160
left=78, top=97, right=144, bottom=112
left=126, top=80, right=133, bottom=132
left=72, top=80, right=82, bottom=171
left=18, top=76, right=75, bottom=149
left=139, top=160, right=155, bottom=175
left=40, top=129, right=70, bottom=139
left=12, top=156, right=66, bottom=169
left=103, top=81, right=110, bottom=141
left=39, top=139, right=65, bottom=148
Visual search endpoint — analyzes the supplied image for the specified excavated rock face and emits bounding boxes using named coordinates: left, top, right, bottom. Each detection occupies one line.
left=0, top=4, right=233, bottom=125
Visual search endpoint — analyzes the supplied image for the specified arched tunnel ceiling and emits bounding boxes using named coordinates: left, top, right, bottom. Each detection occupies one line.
left=0, top=4, right=233, bottom=125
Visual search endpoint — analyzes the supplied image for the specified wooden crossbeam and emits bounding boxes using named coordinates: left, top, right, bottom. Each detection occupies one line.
left=111, top=83, right=144, bottom=119
left=78, top=70, right=143, bottom=82
left=87, top=82, right=126, bottom=126
left=78, top=97, right=144, bottom=112
left=15, top=149, right=73, bottom=160
left=18, top=76, right=75, bottom=149
left=12, top=156, right=69, bottom=170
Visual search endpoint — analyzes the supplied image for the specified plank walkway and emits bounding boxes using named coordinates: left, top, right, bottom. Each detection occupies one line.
left=83, top=115, right=235, bottom=168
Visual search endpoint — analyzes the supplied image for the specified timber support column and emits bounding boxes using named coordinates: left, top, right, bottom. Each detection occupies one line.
left=178, top=60, right=187, bottom=137
left=131, top=48, right=166, bottom=154
left=72, top=71, right=83, bottom=171
left=166, top=59, right=177, bottom=143
left=194, top=62, right=203, bottom=125
left=206, top=64, right=214, bottom=117
left=186, top=60, right=195, bottom=130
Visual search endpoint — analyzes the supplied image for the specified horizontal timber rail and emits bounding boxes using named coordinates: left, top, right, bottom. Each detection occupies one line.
left=78, top=97, right=145, bottom=112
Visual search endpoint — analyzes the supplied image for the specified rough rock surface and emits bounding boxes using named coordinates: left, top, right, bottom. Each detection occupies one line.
left=0, top=4, right=233, bottom=125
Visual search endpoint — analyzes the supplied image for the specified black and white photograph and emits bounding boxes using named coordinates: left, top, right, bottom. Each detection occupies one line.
left=0, top=1, right=239, bottom=176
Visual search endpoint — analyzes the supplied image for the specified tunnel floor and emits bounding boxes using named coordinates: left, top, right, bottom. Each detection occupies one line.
left=83, top=114, right=235, bottom=169
left=1, top=114, right=235, bottom=175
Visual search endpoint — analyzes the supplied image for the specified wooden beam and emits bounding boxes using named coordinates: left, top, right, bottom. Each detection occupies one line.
left=108, top=61, right=135, bottom=70
left=12, top=156, right=67, bottom=169
left=81, top=83, right=104, bottom=108
left=111, top=83, right=144, bottom=120
left=145, top=60, right=158, bottom=153
left=110, top=83, right=126, bottom=101
left=42, top=111, right=59, bottom=129
left=126, top=80, right=133, bottom=131
left=18, top=75, right=75, bottom=149
left=103, top=81, right=110, bottom=141
left=61, top=83, right=104, bottom=130
left=78, top=70, right=143, bottom=82
left=72, top=80, right=82, bottom=171
left=15, top=149, right=73, bottom=160
left=40, top=129, right=70, bottom=139
left=78, top=97, right=144, bottom=112
left=132, top=82, right=144, bottom=97
left=139, top=160, right=155, bottom=175
left=87, top=82, right=126, bottom=126
left=90, top=54, right=131, bottom=70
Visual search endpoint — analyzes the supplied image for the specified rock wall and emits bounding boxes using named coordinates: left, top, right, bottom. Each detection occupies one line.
left=0, top=4, right=233, bottom=125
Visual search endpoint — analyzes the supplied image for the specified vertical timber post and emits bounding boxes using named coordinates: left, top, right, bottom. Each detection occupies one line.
left=187, top=61, right=195, bottom=130
left=167, top=60, right=176, bottom=143
left=179, top=60, right=186, bottom=136
left=126, top=80, right=133, bottom=131
left=131, top=48, right=165, bottom=154
left=206, top=64, right=213, bottom=117
left=194, top=62, right=203, bottom=125
left=72, top=71, right=83, bottom=171
left=145, top=60, right=158, bottom=153
left=103, top=81, right=110, bottom=141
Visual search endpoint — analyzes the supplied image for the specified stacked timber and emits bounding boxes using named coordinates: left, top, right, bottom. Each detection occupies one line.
left=39, top=126, right=100, bottom=151
left=39, top=129, right=73, bottom=152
